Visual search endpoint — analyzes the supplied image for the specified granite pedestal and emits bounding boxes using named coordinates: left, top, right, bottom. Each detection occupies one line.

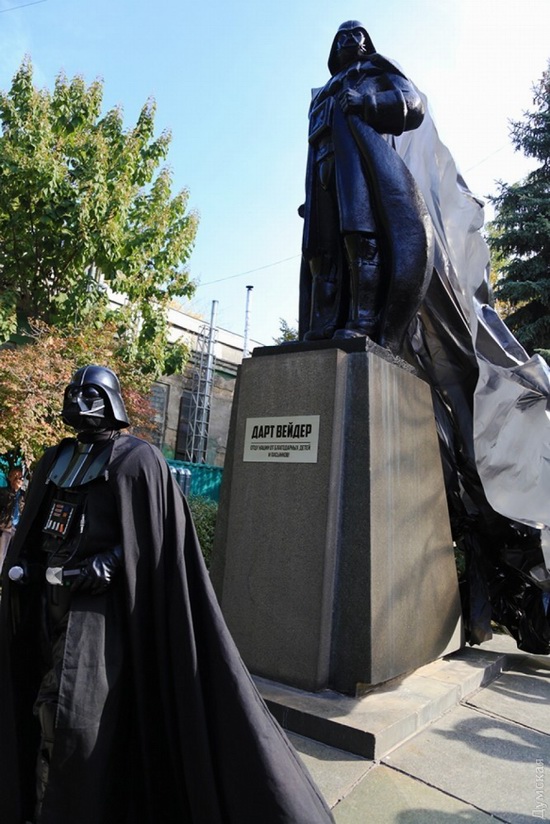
left=211, top=341, right=462, bottom=695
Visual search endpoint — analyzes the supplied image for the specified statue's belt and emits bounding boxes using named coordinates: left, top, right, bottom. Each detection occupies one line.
left=309, top=97, right=334, bottom=145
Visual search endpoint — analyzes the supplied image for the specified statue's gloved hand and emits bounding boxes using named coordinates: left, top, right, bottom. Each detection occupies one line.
left=338, top=88, right=363, bottom=115
left=70, top=545, right=123, bottom=595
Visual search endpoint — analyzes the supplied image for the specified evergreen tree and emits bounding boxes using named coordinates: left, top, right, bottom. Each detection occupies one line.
left=489, top=62, right=550, bottom=355
left=273, top=318, right=298, bottom=344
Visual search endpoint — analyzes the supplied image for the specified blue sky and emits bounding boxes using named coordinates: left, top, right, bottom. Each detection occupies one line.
left=1, top=0, right=549, bottom=345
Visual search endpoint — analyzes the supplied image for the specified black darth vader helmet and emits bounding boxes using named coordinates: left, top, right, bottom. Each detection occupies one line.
left=328, top=20, right=376, bottom=75
left=62, top=365, right=130, bottom=431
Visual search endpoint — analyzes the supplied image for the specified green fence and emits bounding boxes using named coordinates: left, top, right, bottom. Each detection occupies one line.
left=167, top=460, right=223, bottom=503
left=2, top=461, right=223, bottom=500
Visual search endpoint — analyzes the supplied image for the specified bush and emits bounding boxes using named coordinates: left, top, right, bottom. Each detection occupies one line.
left=188, top=495, right=218, bottom=568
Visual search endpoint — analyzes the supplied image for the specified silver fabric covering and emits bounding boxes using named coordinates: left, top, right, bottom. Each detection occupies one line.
left=394, top=90, right=550, bottom=573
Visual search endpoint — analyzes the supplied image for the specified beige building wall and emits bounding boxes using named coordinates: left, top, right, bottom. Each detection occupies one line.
left=151, top=304, right=264, bottom=466
left=103, top=287, right=265, bottom=467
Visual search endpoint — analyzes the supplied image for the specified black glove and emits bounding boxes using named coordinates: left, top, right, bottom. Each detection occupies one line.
left=70, top=545, right=123, bottom=595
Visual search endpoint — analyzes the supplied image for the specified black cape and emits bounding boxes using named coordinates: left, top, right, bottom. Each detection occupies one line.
left=0, top=435, right=334, bottom=823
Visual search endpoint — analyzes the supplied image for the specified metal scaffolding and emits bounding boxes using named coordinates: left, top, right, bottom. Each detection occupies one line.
left=185, top=301, right=218, bottom=463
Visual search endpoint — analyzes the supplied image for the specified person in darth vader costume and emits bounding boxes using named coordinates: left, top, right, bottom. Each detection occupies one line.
left=0, top=365, right=335, bottom=824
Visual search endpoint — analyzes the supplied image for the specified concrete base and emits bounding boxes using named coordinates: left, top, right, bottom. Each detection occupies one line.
left=257, top=643, right=510, bottom=760
left=212, top=342, right=463, bottom=694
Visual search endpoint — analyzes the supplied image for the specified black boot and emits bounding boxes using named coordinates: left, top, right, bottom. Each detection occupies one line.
left=303, top=254, right=346, bottom=340
left=304, top=276, right=340, bottom=340
left=334, top=233, right=383, bottom=340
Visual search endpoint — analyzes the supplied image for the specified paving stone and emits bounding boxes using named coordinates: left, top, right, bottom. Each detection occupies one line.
left=479, top=633, right=525, bottom=657
left=288, top=732, right=372, bottom=808
left=331, top=764, right=496, bottom=823
left=507, top=652, right=550, bottom=677
left=383, top=704, right=550, bottom=824
left=466, top=665, right=550, bottom=735
left=421, top=646, right=509, bottom=696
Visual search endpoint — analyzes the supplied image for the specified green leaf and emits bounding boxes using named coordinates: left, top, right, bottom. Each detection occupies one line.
left=0, top=58, right=198, bottom=376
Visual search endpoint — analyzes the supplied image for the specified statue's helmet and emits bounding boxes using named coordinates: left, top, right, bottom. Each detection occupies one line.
left=328, top=20, right=376, bottom=75
left=62, top=364, right=130, bottom=431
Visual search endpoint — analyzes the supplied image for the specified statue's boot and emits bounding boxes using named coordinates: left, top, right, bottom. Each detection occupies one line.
left=303, top=252, right=345, bottom=340
left=303, top=274, right=341, bottom=340
left=334, top=234, right=382, bottom=340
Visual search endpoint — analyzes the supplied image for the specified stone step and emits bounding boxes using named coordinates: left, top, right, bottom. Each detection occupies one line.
left=256, top=642, right=512, bottom=760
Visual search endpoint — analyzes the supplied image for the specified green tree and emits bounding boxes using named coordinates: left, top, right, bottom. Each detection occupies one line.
left=187, top=496, right=218, bottom=568
left=489, top=61, right=550, bottom=356
left=484, top=223, right=514, bottom=320
left=273, top=318, right=298, bottom=344
left=0, top=58, right=198, bottom=376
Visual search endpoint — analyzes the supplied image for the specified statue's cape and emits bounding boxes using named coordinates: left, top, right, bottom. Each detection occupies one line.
left=342, top=109, right=434, bottom=351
